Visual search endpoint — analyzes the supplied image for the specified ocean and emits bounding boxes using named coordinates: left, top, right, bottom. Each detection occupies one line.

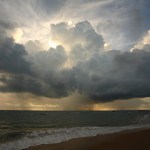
left=0, top=110, right=150, bottom=150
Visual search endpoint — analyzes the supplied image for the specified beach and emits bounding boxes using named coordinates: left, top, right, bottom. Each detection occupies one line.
left=26, top=128, right=150, bottom=150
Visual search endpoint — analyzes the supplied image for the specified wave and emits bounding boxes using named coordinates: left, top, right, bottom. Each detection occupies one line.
left=0, top=124, right=149, bottom=150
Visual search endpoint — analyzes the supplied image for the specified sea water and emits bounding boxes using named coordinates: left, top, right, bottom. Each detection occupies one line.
left=0, top=110, right=150, bottom=150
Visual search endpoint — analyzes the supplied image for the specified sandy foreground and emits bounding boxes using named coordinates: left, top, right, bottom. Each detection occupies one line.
left=25, top=128, right=150, bottom=150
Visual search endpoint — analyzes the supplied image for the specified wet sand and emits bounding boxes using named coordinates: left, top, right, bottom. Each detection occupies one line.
left=26, top=128, right=150, bottom=150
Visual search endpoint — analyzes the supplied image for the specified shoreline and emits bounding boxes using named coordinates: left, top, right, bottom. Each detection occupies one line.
left=25, top=128, right=150, bottom=150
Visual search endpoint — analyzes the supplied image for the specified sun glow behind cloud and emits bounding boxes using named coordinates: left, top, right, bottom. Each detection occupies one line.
left=48, top=40, right=59, bottom=48
left=0, top=0, right=150, bottom=110
left=12, top=28, right=23, bottom=43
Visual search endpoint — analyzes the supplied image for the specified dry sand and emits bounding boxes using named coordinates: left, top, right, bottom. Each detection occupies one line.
left=26, top=128, right=150, bottom=150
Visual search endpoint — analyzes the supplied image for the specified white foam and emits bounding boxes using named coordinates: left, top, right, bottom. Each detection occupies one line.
left=0, top=124, right=149, bottom=150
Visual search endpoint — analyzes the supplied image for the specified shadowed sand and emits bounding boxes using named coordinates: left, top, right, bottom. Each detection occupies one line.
left=26, top=128, right=150, bottom=150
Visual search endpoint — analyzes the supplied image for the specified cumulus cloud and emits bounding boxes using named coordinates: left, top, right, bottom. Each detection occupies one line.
left=1, top=20, right=150, bottom=102
left=75, top=50, right=150, bottom=101
left=25, top=40, right=43, bottom=54
left=0, top=0, right=150, bottom=106
left=51, top=21, right=104, bottom=65
left=30, top=45, right=67, bottom=74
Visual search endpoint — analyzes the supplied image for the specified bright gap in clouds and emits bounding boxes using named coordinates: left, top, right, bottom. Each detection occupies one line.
left=13, top=28, right=23, bottom=43
left=48, top=40, right=59, bottom=48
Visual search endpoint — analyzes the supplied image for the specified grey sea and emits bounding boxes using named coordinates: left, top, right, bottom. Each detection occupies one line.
left=0, top=110, right=150, bottom=150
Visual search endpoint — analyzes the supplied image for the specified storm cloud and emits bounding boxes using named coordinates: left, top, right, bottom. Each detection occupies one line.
left=0, top=0, right=150, bottom=104
left=74, top=49, right=150, bottom=101
left=0, top=38, right=31, bottom=74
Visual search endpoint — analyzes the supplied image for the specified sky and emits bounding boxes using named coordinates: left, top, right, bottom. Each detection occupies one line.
left=0, top=0, right=150, bottom=110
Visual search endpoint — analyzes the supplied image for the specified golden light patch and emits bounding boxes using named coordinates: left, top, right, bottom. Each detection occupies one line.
left=104, top=42, right=111, bottom=50
left=67, top=19, right=73, bottom=26
left=0, top=92, right=62, bottom=110
left=130, top=30, right=150, bottom=51
left=48, top=40, right=59, bottom=48
left=143, top=30, right=150, bottom=44
left=13, top=28, right=23, bottom=43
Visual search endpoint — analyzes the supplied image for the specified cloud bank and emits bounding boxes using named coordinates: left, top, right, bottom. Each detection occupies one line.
left=0, top=19, right=150, bottom=102
left=0, top=0, right=150, bottom=105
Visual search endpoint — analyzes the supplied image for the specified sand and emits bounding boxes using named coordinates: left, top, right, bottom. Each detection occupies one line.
left=25, top=128, right=150, bottom=150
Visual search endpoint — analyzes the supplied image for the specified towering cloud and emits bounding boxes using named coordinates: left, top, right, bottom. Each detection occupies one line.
left=0, top=0, right=150, bottom=106
left=51, top=21, right=104, bottom=65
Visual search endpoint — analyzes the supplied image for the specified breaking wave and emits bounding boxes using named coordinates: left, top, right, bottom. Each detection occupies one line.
left=0, top=124, right=149, bottom=150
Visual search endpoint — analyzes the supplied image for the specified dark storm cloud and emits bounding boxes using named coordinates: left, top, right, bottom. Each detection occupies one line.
left=0, top=75, right=42, bottom=94
left=2, top=44, right=150, bottom=101
left=0, top=8, right=32, bottom=74
left=0, top=20, right=150, bottom=102
left=75, top=49, right=150, bottom=101
left=1, top=48, right=150, bottom=101
left=0, top=20, right=74, bottom=98
left=0, top=38, right=31, bottom=74
left=0, top=69, right=76, bottom=98
left=0, top=0, right=150, bottom=103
